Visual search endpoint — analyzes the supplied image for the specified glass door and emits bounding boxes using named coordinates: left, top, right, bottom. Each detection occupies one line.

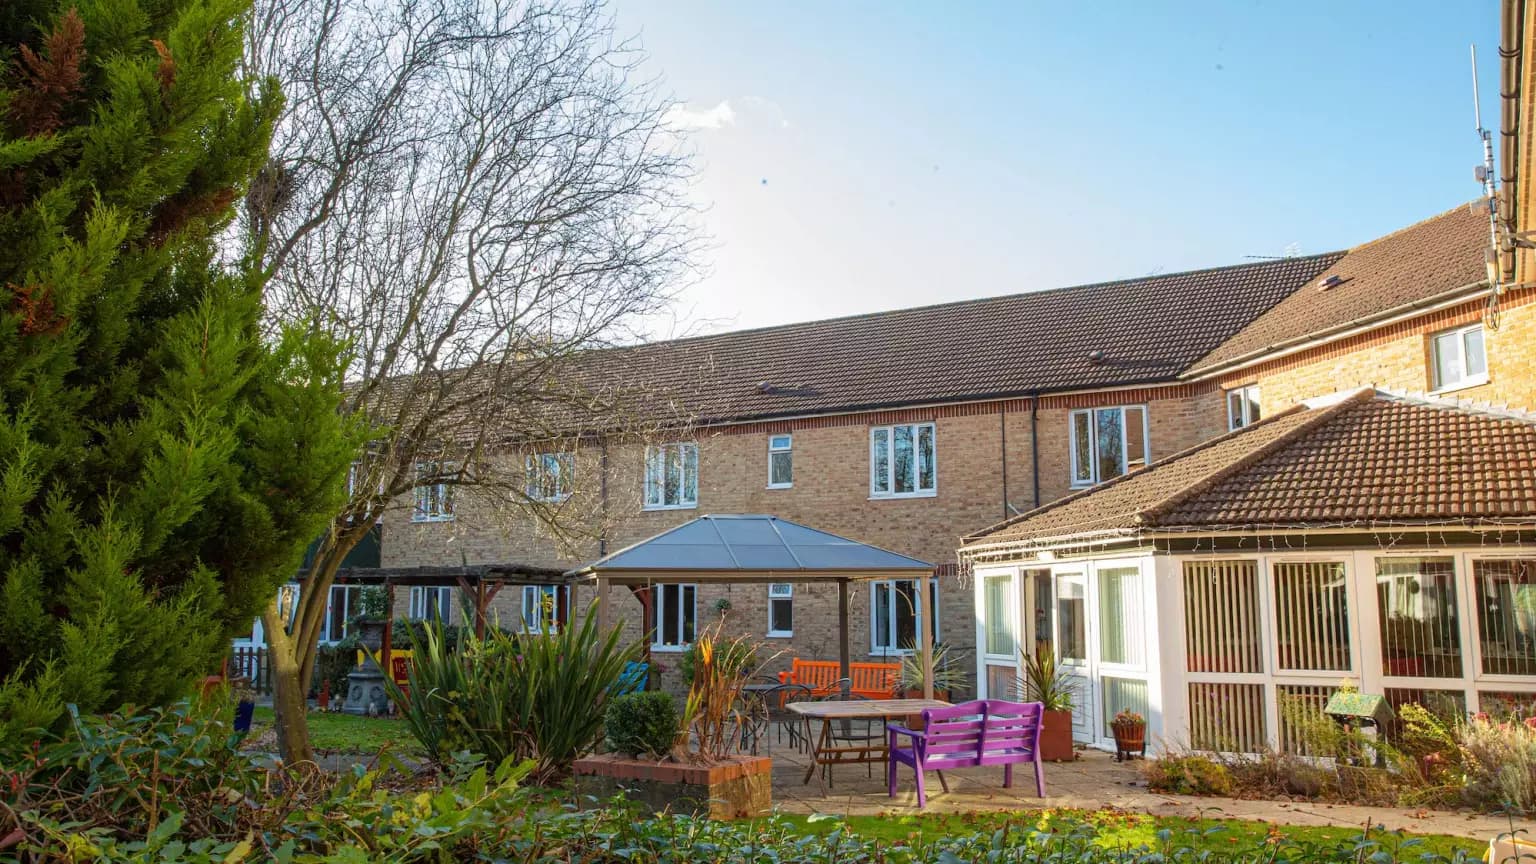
left=1054, top=569, right=1093, bottom=740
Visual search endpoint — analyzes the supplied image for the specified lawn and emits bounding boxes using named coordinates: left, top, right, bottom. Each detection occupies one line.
left=247, top=707, right=424, bottom=757
left=764, top=810, right=1483, bottom=859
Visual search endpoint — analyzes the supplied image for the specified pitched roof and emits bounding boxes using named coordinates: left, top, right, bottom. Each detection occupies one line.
left=1186, top=204, right=1490, bottom=376
left=563, top=254, right=1341, bottom=424
left=567, top=514, right=933, bottom=578
left=962, top=389, right=1536, bottom=546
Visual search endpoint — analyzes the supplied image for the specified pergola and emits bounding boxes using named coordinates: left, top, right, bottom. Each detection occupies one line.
left=565, top=514, right=938, bottom=698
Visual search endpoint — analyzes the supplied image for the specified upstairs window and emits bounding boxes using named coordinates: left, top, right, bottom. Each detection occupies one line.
left=1430, top=323, right=1487, bottom=391
left=1070, top=407, right=1148, bottom=487
left=644, top=443, right=698, bottom=510
left=870, top=423, right=936, bottom=498
left=409, top=586, right=454, bottom=622
left=767, top=583, right=794, bottom=636
left=526, top=452, right=573, bottom=502
left=412, top=461, right=454, bottom=522
left=767, top=434, right=793, bottom=488
left=1227, top=385, right=1261, bottom=431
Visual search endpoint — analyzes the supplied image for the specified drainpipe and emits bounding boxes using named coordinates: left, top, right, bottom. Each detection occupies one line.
left=1030, top=391, right=1041, bottom=510
left=1500, top=0, right=1525, bottom=281
left=598, top=439, right=609, bottom=556
left=999, top=404, right=1009, bottom=519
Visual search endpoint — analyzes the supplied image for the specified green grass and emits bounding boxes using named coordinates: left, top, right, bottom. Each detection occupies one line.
left=248, top=707, right=424, bottom=757
left=761, top=810, right=1483, bottom=859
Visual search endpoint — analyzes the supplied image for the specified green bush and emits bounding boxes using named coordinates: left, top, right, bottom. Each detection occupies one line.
left=1144, top=755, right=1234, bottom=796
left=605, top=691, right=679, bottom=758
left=390, top=604, right=640, bottom=783
left=309, top=637, right=360, bottom=701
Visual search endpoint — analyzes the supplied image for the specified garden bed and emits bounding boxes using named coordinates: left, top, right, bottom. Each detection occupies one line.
left=572, top=752, right=772, bottom=818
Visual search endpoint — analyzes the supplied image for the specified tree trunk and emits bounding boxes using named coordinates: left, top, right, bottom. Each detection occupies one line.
left=263, top=600, right=314, bottom=764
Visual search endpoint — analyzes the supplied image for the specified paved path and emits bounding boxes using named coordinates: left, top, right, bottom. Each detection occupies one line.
left=769, top=744, right=1526, bottom=841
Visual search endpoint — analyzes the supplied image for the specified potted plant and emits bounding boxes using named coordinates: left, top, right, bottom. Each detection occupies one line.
left=1110, top=709, right=1146, bottom=761
left=899, top=643, right=969, bottom=701
left=574, top=622, right=772, bottom=819
left=352, top=586, right=392, bottom=652
left=1020, top=645, right=1076, bottom=762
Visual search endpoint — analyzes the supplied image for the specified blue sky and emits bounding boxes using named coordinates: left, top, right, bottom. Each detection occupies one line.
left=615, top=2, right=1500, bottom=337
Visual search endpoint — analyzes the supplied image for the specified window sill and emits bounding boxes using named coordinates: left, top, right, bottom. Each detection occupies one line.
left=528, top=495, right=571, bottom=504
left=651, top=644, right=687, bottom=653
left=1429, top=375, right=1490, bottom=396
left=766, top=484, right=792, bottom=491
left=868, top=490, right=938, bottom=501
left=766, top=632, right=794, bottom=639
left=411, top=515, right=455, bottom=523
left=642, top=503, right=698, bottom=512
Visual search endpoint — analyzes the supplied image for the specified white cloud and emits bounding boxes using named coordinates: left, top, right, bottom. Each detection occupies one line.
left=664, top=100, right=736, bottom=130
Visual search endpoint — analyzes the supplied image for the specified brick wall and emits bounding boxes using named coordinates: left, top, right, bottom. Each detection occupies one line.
left=377, top=383, right=1226, bottom=696
left=1219, top=286, right=1536, bottom=415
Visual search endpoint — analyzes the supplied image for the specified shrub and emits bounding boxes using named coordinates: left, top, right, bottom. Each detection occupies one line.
left=679, top=631, right=757, bottom=683
left=1144, top=755, right=1234, bottom=796
left=1456, top=716, right=1536, bottom=813
left=605, top=691, right=679, bottom=758
left=391, top=604, right=640, bottom=783
left=309, top=637, right=360, bottom=701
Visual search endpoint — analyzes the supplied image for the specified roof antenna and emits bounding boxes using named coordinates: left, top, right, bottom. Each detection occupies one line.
left=1472, top=43, right=1504, bottom=329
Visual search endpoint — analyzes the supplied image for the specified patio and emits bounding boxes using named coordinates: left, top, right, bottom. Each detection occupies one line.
left=761, top=745, right=1519, bottom=841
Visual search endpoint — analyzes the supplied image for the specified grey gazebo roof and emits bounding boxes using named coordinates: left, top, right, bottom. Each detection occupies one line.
left=566, top=514, right=933, bottom=583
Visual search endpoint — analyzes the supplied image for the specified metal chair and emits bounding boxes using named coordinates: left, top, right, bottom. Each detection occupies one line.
left=818, top=687, right=884, bottom=786
left=761, top=682, right=812, bottom=753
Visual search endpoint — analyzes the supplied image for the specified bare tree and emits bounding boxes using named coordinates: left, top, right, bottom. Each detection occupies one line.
left=241, top=0, right=698, bottom=762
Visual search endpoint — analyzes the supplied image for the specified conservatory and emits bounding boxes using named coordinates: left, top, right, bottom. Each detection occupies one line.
left=961, top=389, right=1536, bottom=755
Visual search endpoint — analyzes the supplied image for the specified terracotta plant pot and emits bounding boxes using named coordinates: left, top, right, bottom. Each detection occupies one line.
left=1111, top=720, right=1146, bottom=762
left=1039, top=709, right=1075, bottom=762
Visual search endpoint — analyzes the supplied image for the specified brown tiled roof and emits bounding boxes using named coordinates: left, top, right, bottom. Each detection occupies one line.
left=1186, top=204, right=1489, bottom=376
left=962, top=390, right=1536, bottom=546
left=565, top=254, right=1341, bottom=424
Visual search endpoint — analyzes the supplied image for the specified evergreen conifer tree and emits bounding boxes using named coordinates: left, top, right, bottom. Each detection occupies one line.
left=0, top=0, right=356, bottom=748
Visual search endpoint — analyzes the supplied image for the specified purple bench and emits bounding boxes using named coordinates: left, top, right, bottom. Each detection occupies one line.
left=886, top=698, right=1045, bottom=807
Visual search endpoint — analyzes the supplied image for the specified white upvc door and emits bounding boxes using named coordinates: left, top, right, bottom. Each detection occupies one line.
left=1087, top=557, right=1153, bottom=749
left=1052, top=567, right=1094, bottom=741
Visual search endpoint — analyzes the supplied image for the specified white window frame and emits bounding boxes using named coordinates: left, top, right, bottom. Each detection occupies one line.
left=653, top=583, right=697, bottom=651
left=408, top=586, right=454, bottom=622
left=643, top=443, right=699, bottom=511
left=1227, top=385, right=1261, bottom=431
left=869, top=422, right=937, bottom=499
left=870, top=578, right=940, bottom=655
left=320, top=584, right=362, bottom=643
left=767, top=434, right=793, bottom=489
left=1069, top=406, right=1150, bottom=488
left=1429, top=323, right=1489, bottom=393
left=519, top=584, right=568, bottom=634
left=525, top=452, right=574, bottom=503
left=767, top=582, right=794, bottom=637
left=411, top=461, right=455, bottom=522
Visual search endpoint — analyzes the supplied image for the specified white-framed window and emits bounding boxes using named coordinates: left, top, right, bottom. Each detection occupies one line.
left=321, top=584, right=364, bottom=643
left=520, top=584, right=567, bottom=634
left=767, top=583, right=794, bottom=636
left=871, top=578, right=939, bottom=654
left=408, top=586, right=454, bottom=622
left=767, top=434, right=793, bottom=489
left=412, top=461, right=454, bottom=522
left=982, top=573, right=1015, bottom=658
left=1227, top=385, right=1261, bottom=431
left=870, top=423, right=936, bottom=498
left=1069, top=406, right=1148, bottom=487
left=644, top=443, right=698, bottom=510
left=1430, top=323, right=1488, bottom=392
left=653, top=583, right=697, bottom=650
left=525, top=452, right=573, bottom=502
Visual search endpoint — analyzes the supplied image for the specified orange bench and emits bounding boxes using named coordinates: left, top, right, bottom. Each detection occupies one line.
left=778, top=658, right=900, bottom=699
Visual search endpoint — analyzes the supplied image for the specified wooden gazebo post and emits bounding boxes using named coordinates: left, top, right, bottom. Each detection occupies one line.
left=920, top=571, right=934, bottom=700
left=836, top=578, right=851, bottom=688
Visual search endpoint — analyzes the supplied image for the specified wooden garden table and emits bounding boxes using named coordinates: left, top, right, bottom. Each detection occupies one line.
left=787, top=698, right=950, bottom=789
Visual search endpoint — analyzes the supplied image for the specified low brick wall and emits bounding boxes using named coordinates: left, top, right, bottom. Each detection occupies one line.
left=571, top=753, right=772, bottom=819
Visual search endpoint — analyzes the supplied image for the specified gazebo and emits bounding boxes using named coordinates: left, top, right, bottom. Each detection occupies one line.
left=565, top=514, right=938, bottom=697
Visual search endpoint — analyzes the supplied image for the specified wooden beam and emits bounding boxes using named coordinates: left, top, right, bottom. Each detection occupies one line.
left=837, top=579, right=851, bottom=688
left=381, top=583, right=395, bottom=683
left=920, top=572, right=934, bottom=701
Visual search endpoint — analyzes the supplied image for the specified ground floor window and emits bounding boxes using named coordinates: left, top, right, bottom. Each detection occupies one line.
left=654, top=584, right=696, bottom=649
left=1376, top=556, right=1463, bottom=679
left=1273, top=561, right=1352, bottom=672
left=1473, top=558, right=1536, bottom=676
left=1183, top=560, right=1261, bottom=674
left=1055, top=576, right=1087, bottom=663
left=871, top=578, right=939, bottom=654
left=982, top=574, right=1015, bottom=657
left=409, top=586, right=454, bottom=622
left=520, top=585, right=567, bottom=633
left=322, top=585, right=365, bottom=643
left=767, top=583, right=793, bottom=637
left=1096, top=566, right=1144, bottom=667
